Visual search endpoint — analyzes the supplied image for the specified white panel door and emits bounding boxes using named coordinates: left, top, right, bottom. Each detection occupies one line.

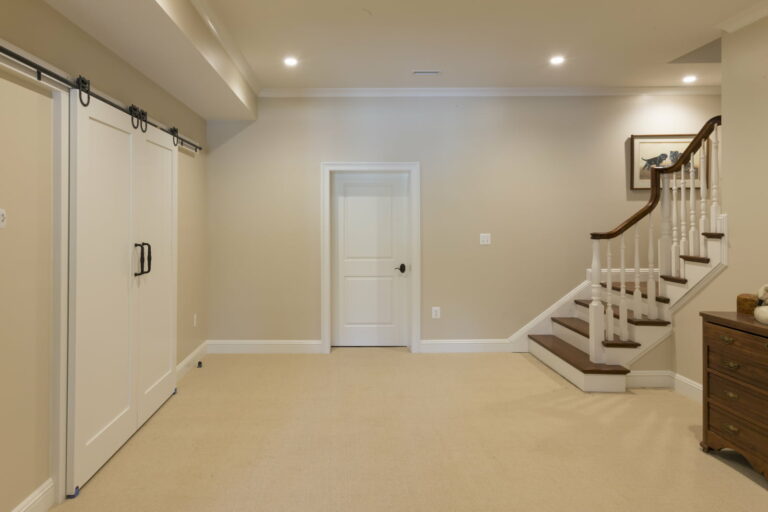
left=68, top=91, right=137, bottom=491
left=133, top=126, right=177, bottom=426
left=332, top=173, right=409, bottom=346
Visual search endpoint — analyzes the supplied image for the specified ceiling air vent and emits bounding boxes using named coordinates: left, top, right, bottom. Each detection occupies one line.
left=412, top=70, right=441, bottom=76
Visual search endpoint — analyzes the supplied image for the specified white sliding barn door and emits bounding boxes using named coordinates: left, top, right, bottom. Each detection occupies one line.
left=68, top=91, right=178, bottom=494
left=133, top=127, right=178, bottom=426
left=332, top=173, right=410, bottom=346
left=68, top=92, right=137, bottom=491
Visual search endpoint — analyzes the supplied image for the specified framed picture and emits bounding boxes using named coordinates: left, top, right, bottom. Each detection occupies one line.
left=630, top=134, right=705, bottom=190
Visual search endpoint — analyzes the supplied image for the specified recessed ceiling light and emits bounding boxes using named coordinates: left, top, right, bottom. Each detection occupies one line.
left=283, top=56, right=299, bottom=67
left=549, top=55, right=565, bottom=66
left=682, top=74, right=698, bottom=84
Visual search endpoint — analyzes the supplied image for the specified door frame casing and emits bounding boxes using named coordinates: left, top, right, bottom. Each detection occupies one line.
left=321, top=162, right=421, bottom=353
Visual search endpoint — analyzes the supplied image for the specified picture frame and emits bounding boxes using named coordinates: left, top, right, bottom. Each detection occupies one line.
left=629, top=134, right=705, bottom=190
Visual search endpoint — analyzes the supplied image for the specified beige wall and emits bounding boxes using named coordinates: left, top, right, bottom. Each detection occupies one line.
left=0, top=71, right=52, bottom=512
left=0, top=0, right=206, bottom=145
left=670, top=17, right=768, bottom=383
left=206, top=94, right=720, bottom=358
left=178, top=149, right=209, bottom=362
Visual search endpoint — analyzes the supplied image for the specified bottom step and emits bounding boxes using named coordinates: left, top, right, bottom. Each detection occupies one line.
left=529, top=334, right=628, bottom=392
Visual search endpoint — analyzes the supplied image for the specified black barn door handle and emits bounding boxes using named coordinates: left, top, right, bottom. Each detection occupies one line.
left=144, top=243, right=153, bottom=274
left=134, top=243, right=146, bottom=276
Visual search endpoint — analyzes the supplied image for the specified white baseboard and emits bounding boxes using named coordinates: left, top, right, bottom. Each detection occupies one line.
left=417, top=337, right=527, bottom=353
left=176, top=341, right=208, bottom=380
left=626, top=370, right=675, bottom=389
left=207, top=340, right=326, bottom=354
left=674, top=373, right=703, bottom=403
left=12, top=479, right=54, bottom=512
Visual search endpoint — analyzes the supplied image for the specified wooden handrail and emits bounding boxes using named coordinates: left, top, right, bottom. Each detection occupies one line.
left=591, top=115, right=722, bottom=240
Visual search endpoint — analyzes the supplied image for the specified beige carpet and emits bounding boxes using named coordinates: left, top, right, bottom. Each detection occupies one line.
left=54, top=349, right=767, bottom=512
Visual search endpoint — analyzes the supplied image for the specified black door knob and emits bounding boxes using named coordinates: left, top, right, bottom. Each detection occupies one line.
left=395, top=263, right=406, bottom=274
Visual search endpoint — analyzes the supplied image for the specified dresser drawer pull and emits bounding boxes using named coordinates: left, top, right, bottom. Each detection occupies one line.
left=725, top=391, right=739, bottom=400
left=723, top=361, right=741, bottom=370
left=720, top=335, right=735, bottom=344
left=725, top=424, right=740, bottom=434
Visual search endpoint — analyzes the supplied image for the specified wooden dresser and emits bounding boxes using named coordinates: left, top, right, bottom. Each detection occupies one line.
left=701, top=312, right=768, bottom=480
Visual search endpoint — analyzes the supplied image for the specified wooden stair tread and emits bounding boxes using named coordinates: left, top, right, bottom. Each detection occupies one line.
left=573, top=299, right=670, bottom=326
left=600, top=281, right=671, bottom=304
left=660, top=274, right=688, bottom=284
left=680, top=255, right=710, bottom=264
left=552, top=317, right=641, bottom=348
left=528, top=335, right=630, bottom=374
left=702, top=232, right=725, bottom=239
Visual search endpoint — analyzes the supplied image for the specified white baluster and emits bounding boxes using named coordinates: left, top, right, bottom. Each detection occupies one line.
left=605, top=241, right=614, bottom=341
left=710, top=126, right=721, bottom=232
left=680, top=164, right=688, bottom=259
left=590, top=240, right=605, bottom=364
left=671, top=172, right=680, bottom=277
left=699, top=140, right=709, bottom=257
left=619, top=234, right=628, bottom=341
left=659, top=173, right=672, bottom=276
left=633, top=226, right=643, bottom=317
left=689, top=164, right=698, bottom=256
left=647, top=212, right=658, bottom=320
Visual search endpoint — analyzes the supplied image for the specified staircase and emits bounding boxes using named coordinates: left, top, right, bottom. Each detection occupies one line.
left=527, top=116, right=727, bottom=392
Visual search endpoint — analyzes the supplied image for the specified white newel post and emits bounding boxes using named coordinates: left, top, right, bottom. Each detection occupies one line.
left=590, top=240, right=605, bottom=363
left=647, top=212, right=658, bottom=320
left=605, top=241, right=614, bottom=341
left=659, top=173, right=672, bottom=276
left=689, top=164, right=698, bottom=256
left=633, top=226, right=643, bottom=317
left=700, top=140, right=709, bottom=257
left=710, top=127, right=721, bottom=232
left=619, top=233, right=629, bottom=341
left=671, top=172, right=680, bottom=277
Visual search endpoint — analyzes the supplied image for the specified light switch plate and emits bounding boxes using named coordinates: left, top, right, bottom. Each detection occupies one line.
left=480, top=233, right=491, bottom=245
left=0, top=208, right=6, bottom=228
left=431, top=306, right=441, bottom=319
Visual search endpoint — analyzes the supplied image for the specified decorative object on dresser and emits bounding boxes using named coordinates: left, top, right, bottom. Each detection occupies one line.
left=737, top=293, right=758, bottom=315
left=700, top=311, right=768, bottom=481
left=755, top=285, right=768, bottom=324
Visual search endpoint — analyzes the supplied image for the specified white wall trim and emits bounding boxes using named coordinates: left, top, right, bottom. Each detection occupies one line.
left=176, top=341, right=208, bottom=379
left=320, top=162, right=421, bottom=354
left=11, top=478, right=55, bottom=512
left=674, top=373, right=703, bottom=403
left=417, top=338, right=527, bottom=354
left=626, top=370, right=675, bottom=389
left=207, top=339, right=326, bottom=354
left=260, top=86, right=721, bottom=99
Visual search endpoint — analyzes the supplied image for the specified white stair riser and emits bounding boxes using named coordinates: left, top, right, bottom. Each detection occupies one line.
left=552, top=322, right=590, bottom=353
left=572, top=305, right=670, bottom=345
left=529, top=341, right=627, bottom=393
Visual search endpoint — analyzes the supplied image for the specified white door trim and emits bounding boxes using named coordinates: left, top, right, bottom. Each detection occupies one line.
left=321, top=162, right=421, bottom=353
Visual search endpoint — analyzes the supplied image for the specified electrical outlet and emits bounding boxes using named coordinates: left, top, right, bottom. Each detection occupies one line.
left=432, top=306, right=441, bottom=319
left=0, top=208, right=6, bottom=228
left=480, top=233, right=491, bottom=245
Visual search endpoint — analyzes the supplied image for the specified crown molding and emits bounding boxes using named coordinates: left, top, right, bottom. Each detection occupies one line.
left=719, top=0, right=768, bottom=33
left=259, top=86, right=721, bottom=99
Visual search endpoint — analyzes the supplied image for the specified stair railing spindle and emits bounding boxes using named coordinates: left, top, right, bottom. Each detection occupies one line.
left=699, top=139, right=709, bottom=257
left=659, top=174, right=672, bottom=276
left=619, top=233, right=629, bottom=341
left=590, top=240, right=606, bottom=364
left=647, top=211, right=658, bottom=319
left=671, top=171, right=680, bottom=277
left=605, top=241, right=615, bottom=341
left=633, top=225, right=643, bottom=317
left=688, top=163, right=698, bottom=256
left=710, top=126, right=721, bottom=231
left=680, top=163, right=688, bottom=258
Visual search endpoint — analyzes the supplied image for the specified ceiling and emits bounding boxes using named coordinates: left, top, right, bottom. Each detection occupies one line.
left=47, top=0, right=766, bottom=119
left=198, top=0, right=759, bottom=90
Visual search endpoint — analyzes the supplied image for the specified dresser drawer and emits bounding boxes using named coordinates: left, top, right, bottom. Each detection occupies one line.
left=704, top=321, right=768, bottom=366
left=708, top=349, right=768, bottom=389
left=709, top=405, right=768, bottom=461
left=708, top=373, right=768, bottom=427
